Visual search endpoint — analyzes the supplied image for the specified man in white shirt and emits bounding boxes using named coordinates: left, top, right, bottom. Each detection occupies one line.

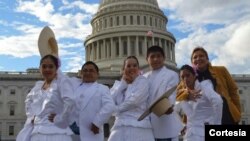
left=144, top=46, right=183, bottom=141
left=71, top=61, right=115, bottom=141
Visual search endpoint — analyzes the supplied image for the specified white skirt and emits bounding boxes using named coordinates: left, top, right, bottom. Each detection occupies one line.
left=108, top=126, right=154, bottom=141
left=31, top=134, right=72, bottom=141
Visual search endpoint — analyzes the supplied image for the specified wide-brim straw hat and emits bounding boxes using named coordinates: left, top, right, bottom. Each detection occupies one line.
left=138, top=85, right=177, bottom=121
left=38, top=26, right=58, bottom=58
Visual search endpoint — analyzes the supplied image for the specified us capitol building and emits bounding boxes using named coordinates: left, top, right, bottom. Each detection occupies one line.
left=0, top=0, right=249, bottom=140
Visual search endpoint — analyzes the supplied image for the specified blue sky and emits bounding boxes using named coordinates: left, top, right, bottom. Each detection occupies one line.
left=0, top=0, right=250, bottom=74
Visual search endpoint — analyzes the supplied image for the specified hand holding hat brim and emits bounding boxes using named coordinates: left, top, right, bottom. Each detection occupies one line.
left=138, top=85, right=177, bottom=121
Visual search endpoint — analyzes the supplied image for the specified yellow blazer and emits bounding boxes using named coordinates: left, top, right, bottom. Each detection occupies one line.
left=177, top=65, right=241, bottom=123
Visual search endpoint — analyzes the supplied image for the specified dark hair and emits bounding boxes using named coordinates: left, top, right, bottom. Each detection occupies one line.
left=179, top=64, right=195, bottom=75
left=81, top=61, right=99, bottom=73
left=191, top=47, right=209, bottom=61
left=40, top=55, right=59, bottom=69
left=146, top=45, right=165, bottom=58
left=122, top=56, right=139, bottom=70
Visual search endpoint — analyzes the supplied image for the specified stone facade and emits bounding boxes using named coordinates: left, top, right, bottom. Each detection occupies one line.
left=232, top=74, right=250, bottom=125
left=0, top=70, right=41, bottom=141
left=84, top=0, right=177, bottom=72
left=0, top=71, right=250, bottom=141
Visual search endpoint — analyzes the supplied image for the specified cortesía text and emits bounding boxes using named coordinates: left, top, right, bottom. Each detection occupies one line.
left=205, top=125, right=250, bottom=140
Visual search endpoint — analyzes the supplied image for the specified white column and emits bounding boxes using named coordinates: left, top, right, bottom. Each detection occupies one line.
left=152, top=36, right=155, bottom=45
left=88, top=45, right=91, bottom=61
left=97, top=41, right=100, bottom=60
left=103, top=39, right=106, bottom=59
left=163, top=40, right=167, bottom=58
left=143, top=36, right=147, bottom=56
left=127, top=36, right=131, bottom=56
left=167, top=41, right=170, bottom=59
left=172, top=43, right=175, bottom=61
left=107, top=40, right=110, bottom=58
left=119, top=36, right=123, bottom=57
left=100, top=41, right=104, bottom=60
left=170, top=43, right=173, bottom=60
left=85, top=46, right=88, bottom=61
left=135, top=36, right=139, bottom=56
left=111, top=38, right=115, bottom=59
left=159, top=38, right=162, bottom=47
left=93, top=43, right=96, bottom=61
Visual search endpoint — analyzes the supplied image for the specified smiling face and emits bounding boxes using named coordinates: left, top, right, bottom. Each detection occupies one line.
left=180, top=69, right=196, bottom=89
left=81, top=63, right=99, bottom=83
left=40, top=57, right=57, bottom=82
left=123, top=57, right=140, bottom=80
left=147, top=51, right=165, bottom=70
left=191, top=49, right=209, bottom=72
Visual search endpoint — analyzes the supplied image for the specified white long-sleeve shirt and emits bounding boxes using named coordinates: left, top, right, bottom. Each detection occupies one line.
left=110, top=75, right=152, bottom=129
left=144, top=66, right=183, bottom=138
left=70, top=77, right=115, bottom=141
left=25, top=74, right=75, bottom=135
left=181, top=80, right=223, bottom=138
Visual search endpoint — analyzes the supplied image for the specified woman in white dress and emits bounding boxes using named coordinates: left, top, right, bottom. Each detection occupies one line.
left=108, top=56, right=154, bottom=141
left=17, top=55, right=75, bottom=141
left=179, top=64, right=223, bottom=141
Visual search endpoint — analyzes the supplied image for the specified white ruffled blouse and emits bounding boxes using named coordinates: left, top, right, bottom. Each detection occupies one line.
left=25, top=75, right=75, bottom=135
left=110, top=75, right=152, bottom=129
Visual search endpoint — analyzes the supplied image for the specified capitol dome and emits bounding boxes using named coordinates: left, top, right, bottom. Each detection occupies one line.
left=84, top=0, right=176, bottom=71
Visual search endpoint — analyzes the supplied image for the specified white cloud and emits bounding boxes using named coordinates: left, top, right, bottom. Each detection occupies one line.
left=63, top=54, right=85, bottom=72
left=60, top=42, right=83, bottom=49
left=15, top=0, right=96, bottom=40
left=175, top=20, right=250, bottom=74
left=158, top=0, right=250, bottom=25
left=157, top=0, right=250, bottom=74
left=59, top=0, right=99, bottom=14
left=0, top=0, right=97, bottom=68
left=212, top=21, right=250, bottom=73
left=0, top=24, right=40, bottom=57
left=16, top=0, right=54, bottom=22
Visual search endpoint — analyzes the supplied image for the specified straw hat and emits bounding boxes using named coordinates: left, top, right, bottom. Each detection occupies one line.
left=138, top=85, right=177, bottom=121
left=38, top=26, right=58, bottom=57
